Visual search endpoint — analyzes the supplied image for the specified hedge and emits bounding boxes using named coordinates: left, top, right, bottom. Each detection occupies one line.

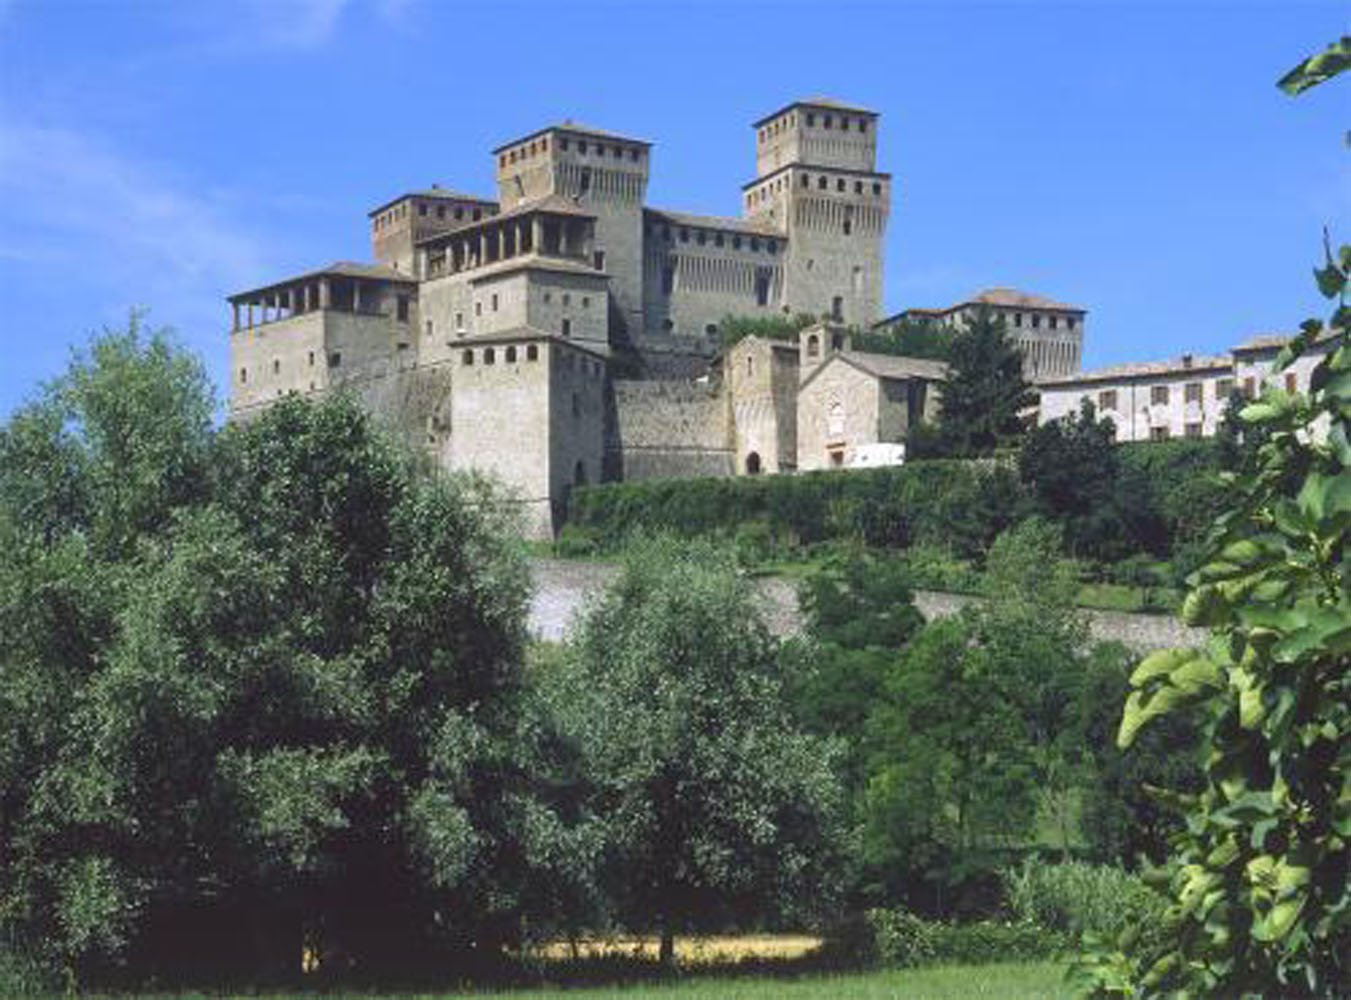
left=566, top=441, right=1225, bottom=565
left=568, top=460, right=1026, bottom=561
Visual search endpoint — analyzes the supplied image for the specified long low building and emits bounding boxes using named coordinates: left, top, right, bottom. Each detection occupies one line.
left=1038, top=332, right=1335, bottom=441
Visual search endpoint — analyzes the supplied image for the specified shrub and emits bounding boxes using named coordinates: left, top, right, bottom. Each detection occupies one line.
left=866, top=908, right=939, bottom=968
left=567, top=460, right=1025, bottom=559
left=1003, top=860, right=1168, bottom=949
left=846, top=909, right=1065, bottom=969
left=554, top=523, right=601, bottom=558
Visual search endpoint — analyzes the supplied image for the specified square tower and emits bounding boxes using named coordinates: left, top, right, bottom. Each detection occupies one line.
left=368, top=189, right=498, bottom=275
left=743, top=99, right=891, bottom=328
left=492, top=123, right=651, bottom=338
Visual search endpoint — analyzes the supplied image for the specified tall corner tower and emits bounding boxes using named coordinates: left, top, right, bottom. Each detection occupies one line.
left=742, top=99, right=890, bottom=327
left=492, top=123, right=651, bottom=337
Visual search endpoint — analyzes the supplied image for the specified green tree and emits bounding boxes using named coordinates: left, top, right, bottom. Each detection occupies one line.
left=549, top=536, right=844, bottom=966
left=1019, top=399, right=1129, bottom=559
left=1073, top=642, right=1203, bottom=867
left=853, top=316, right=956, bottom=361
left=931, top=306, right=1034, bottom=456
left=861, top=520, right=1088, bottom=909
left=0, top=332, right=572, bottom=987
left=787, top=550, right=925, bottom=825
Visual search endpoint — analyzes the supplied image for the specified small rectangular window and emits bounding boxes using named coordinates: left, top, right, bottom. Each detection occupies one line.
left=397, top=297, right=410, bottom=322
left=1284, top=372, right=1297, bottom=393
left=1185, top=382, right=1202, bottom=403
left=562, top=318, right=572, bottom=338
left=593, top=249, right=605, bottom=271
left=1098, top=389, right=1117, bottom=411
left=1215, top=378, right=1233, bottom=398
left=328, top=352, right=341, bottom=368
left=308, top=351, right=314, bottom=366
left=239, top=367, right=247, bottom=384
left=1151, top=385, right=1169, bottom=405
left=491, top=294, right=498, bottom=312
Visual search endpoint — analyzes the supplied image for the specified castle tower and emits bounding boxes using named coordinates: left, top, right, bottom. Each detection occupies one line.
left=492, top=123, right=651, bottom=338
left=742, top=99, right=890, bottom=327
left=368, top=188, right=498, bottom=275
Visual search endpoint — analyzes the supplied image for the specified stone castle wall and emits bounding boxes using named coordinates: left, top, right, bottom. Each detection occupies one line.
left=606, top=379, right=733, bottom=480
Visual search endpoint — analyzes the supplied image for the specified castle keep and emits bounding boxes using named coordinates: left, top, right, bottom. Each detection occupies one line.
left=226, top=99, right=949, bottom=534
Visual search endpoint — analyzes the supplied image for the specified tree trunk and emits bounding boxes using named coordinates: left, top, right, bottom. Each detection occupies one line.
left=659, top=925, right=675, bottom=968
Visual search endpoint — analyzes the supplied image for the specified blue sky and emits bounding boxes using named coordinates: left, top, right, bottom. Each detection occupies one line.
left=1, top=0, right=1346, bottom=418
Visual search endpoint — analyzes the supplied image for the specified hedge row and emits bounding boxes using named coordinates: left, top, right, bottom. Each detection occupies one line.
left=568, top=460, right=1026, bottom=561
left=567, top=440, right=1226, bottom=565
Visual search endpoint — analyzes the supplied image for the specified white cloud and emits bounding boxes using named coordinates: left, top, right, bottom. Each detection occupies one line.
left=238, top=0, right=351, bottom=50
left=0, top=117, right=280, bottom=345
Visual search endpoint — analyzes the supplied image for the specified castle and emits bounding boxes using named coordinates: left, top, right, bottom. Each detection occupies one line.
left=225, top=99, right=1086, bottom=535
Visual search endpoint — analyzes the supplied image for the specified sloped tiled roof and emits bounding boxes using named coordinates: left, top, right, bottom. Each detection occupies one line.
left=753, top=97, right=878, bottom=126
left=493, top=121, right=653, bottom=153
left=963, top=288, right=1085, bottom=312
left=1039, top=355, right=1232, bottom=387
left=846, top=351, right=948, bottom=382
left=644, top=207, right=783, bottom=238
left=229, top=261, right=416, bottom=300
left=799, top=349, right=947, bottom=392
left=368, top=188, right=498, bottom=217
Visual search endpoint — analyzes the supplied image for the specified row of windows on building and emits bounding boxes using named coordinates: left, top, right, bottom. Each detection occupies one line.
left=460, top=343, right=603, bottom=377
left=373, top=202, right=489, bottom=232
left=645, top=223, right=778, bottom=255
left=458, top=290, right=595, bottom=325
left=499, top=135, right=643, bottom=169
left=239, top=347, right=349, bottom=384
left=746, top=173, right=885, bottom=208
left=1009, top=311, right=1074, bottom=331
left=1095, top=372, right=1292, bottom=412
left=758, top=111, right=870, bottom=143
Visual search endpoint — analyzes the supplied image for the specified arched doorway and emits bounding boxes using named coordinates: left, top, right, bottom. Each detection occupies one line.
left=745, top=452, right=762, bottom=476
left=574, top=459, right=587, bottom=487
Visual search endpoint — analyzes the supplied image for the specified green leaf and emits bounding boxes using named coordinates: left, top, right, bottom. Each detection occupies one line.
left=1131, top=647, right=1194, bottom=686
left=1254, top=897, right=1305, bottom=941
left=1278, top=37, right=1351, bottom=95
left=1314, top=262, right=1346, bottom=299
left=1239, top=680, right=1266, bottom=729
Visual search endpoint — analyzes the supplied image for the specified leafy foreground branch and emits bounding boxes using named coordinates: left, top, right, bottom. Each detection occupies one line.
left=1072, top=243, right=1349, bottom=996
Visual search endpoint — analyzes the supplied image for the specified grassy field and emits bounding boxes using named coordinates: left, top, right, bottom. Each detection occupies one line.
left=60, top=962, right=1065, bottom=1000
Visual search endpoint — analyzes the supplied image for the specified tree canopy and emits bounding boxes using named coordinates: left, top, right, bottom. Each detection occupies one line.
left=0, top=323, right=577, bottom=986
left=548, top=536, right=844, bottom=965
left=922, top=306, right=1034, bottom=457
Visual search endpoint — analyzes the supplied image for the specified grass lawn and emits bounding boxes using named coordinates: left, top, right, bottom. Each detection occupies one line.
left=62, top=962, right=1066, bottom=1000
left=499, top=962, right=1066, bottom=1000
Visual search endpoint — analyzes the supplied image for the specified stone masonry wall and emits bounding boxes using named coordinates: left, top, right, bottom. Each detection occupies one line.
left=607, top=378, right=733, bottom=480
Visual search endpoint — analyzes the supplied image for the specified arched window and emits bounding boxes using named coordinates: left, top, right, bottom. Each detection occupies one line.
left=807, top=334, right=820, bottom=358
left=745, top=452, right=762, bottom=476
left=506, top=345, right=517, bottom=363
left=831, top=332, right=844, bottom=351
left=484, top=347, right=495, bottom=364
left=462, top=349, right=474, bottom=365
